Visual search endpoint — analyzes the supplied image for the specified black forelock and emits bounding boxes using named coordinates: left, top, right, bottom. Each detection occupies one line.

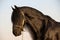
left=11, top=9, right=20, bottom=23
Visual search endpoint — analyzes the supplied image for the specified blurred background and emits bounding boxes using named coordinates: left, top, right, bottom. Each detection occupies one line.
left=0, top=0, right=60, bottom=40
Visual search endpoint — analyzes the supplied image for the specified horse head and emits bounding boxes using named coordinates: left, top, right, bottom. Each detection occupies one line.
left=11, top=5, right=25, bottom=36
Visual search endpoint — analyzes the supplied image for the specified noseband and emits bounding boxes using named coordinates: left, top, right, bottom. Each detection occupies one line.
left=14, top=25, right=23, bottom=31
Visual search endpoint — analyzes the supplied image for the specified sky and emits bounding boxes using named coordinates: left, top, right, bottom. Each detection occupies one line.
left=0, top=0, right=60, bottom=40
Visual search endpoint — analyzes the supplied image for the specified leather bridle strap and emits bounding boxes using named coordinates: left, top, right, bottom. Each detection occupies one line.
left=14, top=25, right=23, bottom=31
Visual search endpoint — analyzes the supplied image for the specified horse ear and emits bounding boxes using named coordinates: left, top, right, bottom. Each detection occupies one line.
left=14, top=5, right=18, bottom=9
left=11, top=6, right=15, bottom=10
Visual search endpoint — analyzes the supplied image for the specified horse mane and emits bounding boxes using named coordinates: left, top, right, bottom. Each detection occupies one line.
left=45, top=15, right=57, bottom=23
left=19, top=6, right=44, bottom=16
left=12, top=6, right=57, bottom=23
left=19, top=6, right=57, bottom=23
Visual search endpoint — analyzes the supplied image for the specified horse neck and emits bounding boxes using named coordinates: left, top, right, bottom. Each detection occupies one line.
left=20, top=7, right=44, bottom=19
left=19, top=7, right=45, bottom=33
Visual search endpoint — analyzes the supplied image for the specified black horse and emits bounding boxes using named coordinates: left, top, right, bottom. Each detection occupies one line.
left=11, top=5, right=60, bottom=40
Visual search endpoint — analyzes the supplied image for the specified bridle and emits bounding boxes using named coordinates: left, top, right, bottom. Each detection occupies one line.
left=14, top=25, right=23, bottom=30
left=13, top=11, right=25, bottom=31
left=14, top=24, right=24, bottom=40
